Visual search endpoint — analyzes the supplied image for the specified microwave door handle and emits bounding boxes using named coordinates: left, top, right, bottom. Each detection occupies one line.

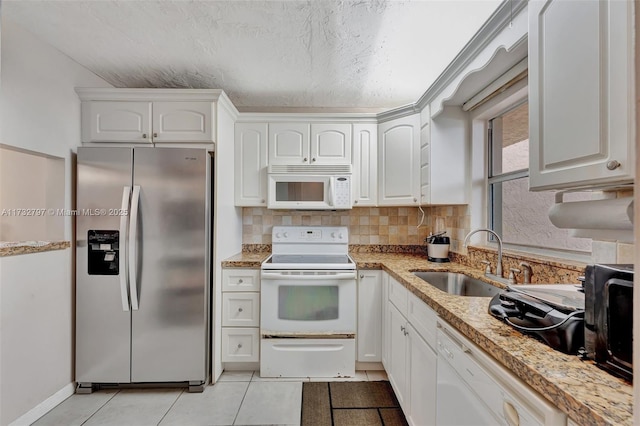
left=119, top=186, right=131, bottom=311
left=128, top=185, right=141, bottom=311
left=328, top=178, right=334, bottom=207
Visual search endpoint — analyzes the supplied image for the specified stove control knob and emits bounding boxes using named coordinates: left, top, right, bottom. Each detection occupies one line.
left=339, top=233, right=344, bottom=239
left=331, top=232, right=337, bottom=238
left=275, top=233, right=282, bottom=239
left=283, top=232, right=289, bottom=238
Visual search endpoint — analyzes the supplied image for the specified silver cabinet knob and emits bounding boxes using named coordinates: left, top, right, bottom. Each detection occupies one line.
left=153, top=132, right=158, bottom=138
left=413, top=197, right=417, bottom=202
left=238, top=307, right=243, bottom=313
left=400, top=325, right=406, bottom=332
left=312, top=158, right=316, bottom=162
left=607, top=160, right=621, bottom=170
left=142, top=133, right=148, bottom=139
left=354, top=200, right=359, bottom=204
left=303, top=157, right=308, bottom=162
left=238, top=279, right=243, bottom=284
left=237, top=343, right=243, bottom=349
left=261, top=199, right=265, bottom=204
left=360, top=274, right=364, bottom=279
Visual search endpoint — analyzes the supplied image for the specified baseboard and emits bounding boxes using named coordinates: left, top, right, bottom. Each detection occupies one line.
left=356, top=361, right=384, bottom=371
left=9, top=382, right=75, bottom=426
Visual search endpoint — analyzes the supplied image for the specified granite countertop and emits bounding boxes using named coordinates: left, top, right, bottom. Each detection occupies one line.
left=222, top=251, right=633, bottom=425
left=0, top=241, right=71, bottom=257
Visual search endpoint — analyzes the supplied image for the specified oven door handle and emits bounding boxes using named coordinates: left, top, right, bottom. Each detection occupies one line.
left=261, top=271, right=356, bottom=280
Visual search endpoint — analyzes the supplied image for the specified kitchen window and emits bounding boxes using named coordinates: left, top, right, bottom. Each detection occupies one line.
left=487, top=101, right=592, bottom=253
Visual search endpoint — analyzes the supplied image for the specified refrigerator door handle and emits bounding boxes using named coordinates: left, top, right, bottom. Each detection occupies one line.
left=129, top=185, right=141, bottom=310
left=119, top=186, right=132, bottom=311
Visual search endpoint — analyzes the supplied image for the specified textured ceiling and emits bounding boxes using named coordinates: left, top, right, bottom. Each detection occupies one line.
left=4, top=0, right=502, bottom=111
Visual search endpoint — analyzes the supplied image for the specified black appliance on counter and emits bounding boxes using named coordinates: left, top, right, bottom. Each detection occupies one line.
left=425, top=231, right=450, bottom=262
left=489, top=284, right=585, bottom=354
left=584, top=264, right=634, bottom=382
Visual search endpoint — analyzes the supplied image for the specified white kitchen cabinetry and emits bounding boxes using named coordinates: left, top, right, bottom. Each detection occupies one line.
left=528, top=0, right=634, bottom=190
left=378, top=114, right=420, bottom=206
left=385, top=276, right=437, bottom=426
left=221, top=269, right=260, bottom=363
left=81, top=100, right=215, bottom=143
left=421, top=106, right=468, bottom=205
left=357, top=270, right=382, bottom=362
left=235, top=123, right=268, bottom=206
left=352, top=124, right=378, bottom=206
left=381, top=272, right=390, bottom=367
left=268, top=123, right=352, bottom=165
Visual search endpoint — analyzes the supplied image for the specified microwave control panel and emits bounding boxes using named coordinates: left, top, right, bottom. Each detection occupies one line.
left=333, top=176, right=351, bottom=208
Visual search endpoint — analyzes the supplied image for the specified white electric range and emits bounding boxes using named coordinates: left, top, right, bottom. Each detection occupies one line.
left=260, top=226, right=357, bottom=378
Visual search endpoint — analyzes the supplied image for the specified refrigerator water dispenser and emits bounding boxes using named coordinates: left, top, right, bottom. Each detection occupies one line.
left=88, top=230, right=119, bottom=275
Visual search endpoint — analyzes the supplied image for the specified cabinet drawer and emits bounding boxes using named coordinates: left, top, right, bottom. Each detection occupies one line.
left=222, top=293, right=260, bottom=327
left=221, top=328, right=259, bottom=362
left=408, top=292, right=437, bottom=350
left=222, top=269, right=260, bottom=292
left=388, top=276, right=408, bottom=315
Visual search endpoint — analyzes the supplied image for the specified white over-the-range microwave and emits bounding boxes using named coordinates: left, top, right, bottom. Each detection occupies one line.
left=267, top=164, right=352, bottom=210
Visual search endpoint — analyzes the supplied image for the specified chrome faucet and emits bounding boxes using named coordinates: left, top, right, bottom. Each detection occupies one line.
left=463, top=228, right=503, bottom=278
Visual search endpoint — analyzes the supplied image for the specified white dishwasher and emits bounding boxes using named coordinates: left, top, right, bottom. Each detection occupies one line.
left=436, top=321, right=567, bottom=426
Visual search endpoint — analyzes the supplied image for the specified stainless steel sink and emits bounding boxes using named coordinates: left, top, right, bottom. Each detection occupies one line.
left=412, top=271, right=501, bottom=297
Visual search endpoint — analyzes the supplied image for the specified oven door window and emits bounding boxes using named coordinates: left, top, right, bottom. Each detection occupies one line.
left=278, top=285, right=339, bottom=321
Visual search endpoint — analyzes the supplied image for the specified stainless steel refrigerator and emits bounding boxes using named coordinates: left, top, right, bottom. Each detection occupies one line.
left=76, top=147, right=210, bottom=393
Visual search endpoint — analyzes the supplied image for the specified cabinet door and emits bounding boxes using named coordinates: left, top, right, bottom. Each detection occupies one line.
left=419, top=123, right=430, bottom=205
left=388, top=303, right=409, bottom=410
left=310, top=124, right=352, bottom=164
left=407, top=324, right=437, bottom=426
left=381, top=272, right=390, bottom=368
left=357, top=270, right=382, bottom=362
left=529, top=0, right=634, bottom=190
left=83, top=101, right=152, bottom=143
left=268, top=123, right=310, bottom=165
left=152, top=101, right=214, bottom=142
left=353, top=124, right=378, bottom=206
left=378, top=114, right=420, bottom=206
left=235, top=123, right=268, bottom=206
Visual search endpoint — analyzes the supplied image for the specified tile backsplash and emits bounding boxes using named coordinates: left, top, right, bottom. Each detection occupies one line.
left=242, top=206, right=471, bottom=247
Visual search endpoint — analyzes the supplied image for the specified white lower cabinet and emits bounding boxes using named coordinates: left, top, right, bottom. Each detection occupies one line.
left=221, top=268, right=260, bottom=363
left=385, top=275, right=437, bottom=426
left=357, top=270, right=382, bottom=362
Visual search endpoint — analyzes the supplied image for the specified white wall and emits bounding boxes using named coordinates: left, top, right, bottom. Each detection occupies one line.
left=0, top=19, right=111, bottom=425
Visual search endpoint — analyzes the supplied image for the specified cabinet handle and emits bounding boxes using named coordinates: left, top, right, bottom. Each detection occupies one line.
left=413, top=197, right=417, bottom=202
left=238, top=307, right=243, bottom=313
left=238, top=279, right=243, bottom=284
left=400, top=325, right=406, bottom=332
left=606, top=160, right=621, bottom=170
left=403, top=329, right=409, bottom=336
left=142, top=133, right=148, bottom=139
left=354, top=200, right=359, bottom=204
left=237, top=343, right=243, bottom=349
left=360, top=274, right=364, bottom=279
left=303, top=157, right=308, bottom=162
left=312, top=157, right=316, bottom=162
left=503, top=401, right=520, bottom=426
left=153, top=132, right=158, bottom=138
left=261, top=199, right=265, bottom=204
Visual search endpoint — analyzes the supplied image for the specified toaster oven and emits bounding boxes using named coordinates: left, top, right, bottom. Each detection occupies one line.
left=584, top=264, right=634, bottom=381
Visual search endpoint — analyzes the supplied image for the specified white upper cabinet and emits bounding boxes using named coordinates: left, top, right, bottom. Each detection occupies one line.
left=310, top=124, right=352, bottom=165
left=528, top=0, right=635, bottom=190
left=82, top=99, right=216, bottom=143
left=235, top=123, right=268, bottom=206
left=425, top=107, right=468, bottom=204
left=378, top=114, right=420, bottom=206
left=268, top=123, right=310, bottom=165
left=152, top=101, right=214, bottom=143
left=84, top=101, right=152, bottom=143
left=352, top=123, right=378, bottom=206
left=268, top=123, right=352, bottom=165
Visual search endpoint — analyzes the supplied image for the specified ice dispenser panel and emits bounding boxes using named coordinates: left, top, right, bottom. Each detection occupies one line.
left=88, top=230, right=119, bottom=275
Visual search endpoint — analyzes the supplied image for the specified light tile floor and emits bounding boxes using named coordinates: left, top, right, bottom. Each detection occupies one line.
left=32, top=370, right=387, bottom=426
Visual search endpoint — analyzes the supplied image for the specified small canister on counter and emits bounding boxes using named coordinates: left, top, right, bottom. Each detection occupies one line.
left=426, top=231, right=450, bottom=263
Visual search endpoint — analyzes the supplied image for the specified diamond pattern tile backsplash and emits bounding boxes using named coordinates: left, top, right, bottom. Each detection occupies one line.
left=242, top=206, right=471, bottom=250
